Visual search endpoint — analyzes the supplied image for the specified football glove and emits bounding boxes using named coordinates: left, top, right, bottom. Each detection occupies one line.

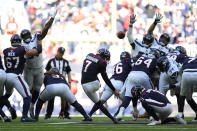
left=154, top=13, right=163, bottom=24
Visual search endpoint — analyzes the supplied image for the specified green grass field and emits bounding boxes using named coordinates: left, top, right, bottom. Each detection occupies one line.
left=0, top=116, right=197, bottom=131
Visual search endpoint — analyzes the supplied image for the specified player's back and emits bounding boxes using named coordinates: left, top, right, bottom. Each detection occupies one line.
left=141, top=89, right=171, bottom=105
left=44, top=73, right=68, bottom=86
left=3, top=46, right=26, bottom=75
left=111, top=58, right=133, bottom=82
left=81, top=53, right=107, bottom=84
left=182, top=57, right=197, bottom=71
left=132, top=56, right=157, bottom=77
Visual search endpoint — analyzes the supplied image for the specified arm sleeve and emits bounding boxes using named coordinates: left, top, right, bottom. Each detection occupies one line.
left=45, top=60, right=52, bottom=71
left=101, top=71, right=115, bottom=91
left=127, top=26, right=135, bottom=49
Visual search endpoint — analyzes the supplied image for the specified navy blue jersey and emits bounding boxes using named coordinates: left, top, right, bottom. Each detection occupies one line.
left=141, top=89, right=171, bottom=107
left=81, top=53, right=107, bottom=84
left=44, top=73, right=68, bottom=86
left=132, top=56, right=157, bottom=76
left=0, top=55, right=4, bottom=70
left=182, top=57, right=197, bottom=70
left=111, top=58, right=133, bottom=82
left=3, top=46, right=26, bottom=74
left=167, top=54, right=187, bottom=64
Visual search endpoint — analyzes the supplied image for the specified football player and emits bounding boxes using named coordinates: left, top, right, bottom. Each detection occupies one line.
left=0, top=54, right=12, bottom=122
left=89, top=51, right=132, bottom=117
left=147, top=13, right=173, bottom=56
left=81, top=48, right=119, bottom=124
left=131, top=85, right=173, bottom=125
left=3, top=34, right=42, bottom=122
left=175, top=56, right=197, bottom=124
left=115, top=54, right=157, bottom=120
left=34, top=67, right=91, bottom=121
left=127, top=14, right=162, bottom=57
left=20, top=6, right=58, bottom=118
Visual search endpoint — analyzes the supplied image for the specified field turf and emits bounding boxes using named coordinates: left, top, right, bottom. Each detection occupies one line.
left=0, top=116, right=197, bottom=131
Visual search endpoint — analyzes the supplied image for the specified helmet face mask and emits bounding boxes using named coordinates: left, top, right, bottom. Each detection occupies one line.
left=120, top=51, right=131, bottom=60
left=10, top=34, right=21, bottom=47
left=97, top=48, right=111, bottom=62
left=143, top=34, right=154, bottom=48
left=159, top=33, right=170, bottom=46
left=20, top=29, right=32, bottom=43
left=157, top=56, right=170, bottom=72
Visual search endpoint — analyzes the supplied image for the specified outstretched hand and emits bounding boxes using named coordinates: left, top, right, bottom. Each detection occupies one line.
left=50, top=5, right=58, bottom=18
left=154, top=13, right=163, bottom=24
left=129, top=14, right=136, bottom=26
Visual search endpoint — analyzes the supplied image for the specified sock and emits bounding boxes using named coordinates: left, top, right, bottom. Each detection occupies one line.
left=22, top=96, right=31, bottom=118
left=114, top=106, right=121, bottom=117
left=177, top=95, right=185, bottom=113
left=71, top=101, right=88, bottom=118
left=161, top=117, right=176, bottom=124
left=35, top=98, right=44, bottom=119
left=187, top=99, right=197, bottom=113
left=122, top=96, right=132, bottom=108
left=89, top=102, right=101, bottom=117
left=46, top=98, right=54, bottom=117
left=99, top=103, right=114, bottom=120
left=32, top=90, right=39, bottom=104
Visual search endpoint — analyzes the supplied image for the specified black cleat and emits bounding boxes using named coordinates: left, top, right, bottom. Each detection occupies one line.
left=4, top=116, right=11, bottom=122
left=64, top=116, right=71, bottom=120
left=82, top=116, right=92, bottom=121
left=44, top=115, right=51, bottom=120
left=21, top=117, right=36, bottom=122
left=9, top=107, right=17, bottom=120
left=112, top=118, right=119, bottom=124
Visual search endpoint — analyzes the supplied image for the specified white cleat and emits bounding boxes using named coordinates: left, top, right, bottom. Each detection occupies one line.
left=147, top=120, right=161, bottom=125
left=116, top=111, right=123, bottom=121
left=175, top=114, right=187, bottom=125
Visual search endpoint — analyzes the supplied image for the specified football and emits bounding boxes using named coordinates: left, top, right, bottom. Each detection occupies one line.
left=117, top=31, right=125, bottom=39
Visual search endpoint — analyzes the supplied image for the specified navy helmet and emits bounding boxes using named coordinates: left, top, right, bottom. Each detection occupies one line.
left=10, top=34, right=21, bottom=47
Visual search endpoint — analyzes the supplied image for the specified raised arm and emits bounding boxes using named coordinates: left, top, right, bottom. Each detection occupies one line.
left=38, top=7, right=58, bottom=40
left=147, top=14, right=163, bottom=35
left=127, top=15, right=136, bottom=49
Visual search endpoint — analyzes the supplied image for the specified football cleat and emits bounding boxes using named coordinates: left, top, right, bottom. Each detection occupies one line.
left=21, top=117, right=36, bottom=122
left=9, top=107, right=17, bottom=120
left=112, top=117, right=119, bottom=124
left=175, top=114, right=187, bottom=124
left=82, top=116, right=92, bottom=121
left=44, top=115, right=51, bottom=120
left=147, top=120, right=161, bottom=125
left=4, top=116, right=11, bottom=122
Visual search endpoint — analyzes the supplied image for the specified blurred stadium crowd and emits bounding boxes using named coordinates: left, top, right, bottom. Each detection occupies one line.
left=0, top=0, right=197, bottom=116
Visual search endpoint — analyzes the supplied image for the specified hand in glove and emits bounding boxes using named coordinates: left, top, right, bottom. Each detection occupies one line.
left=154, top=13, right=163, bottom=24
left=129, top=14, right=136, bottom=27
left=50, top=5, right=58, bottom=18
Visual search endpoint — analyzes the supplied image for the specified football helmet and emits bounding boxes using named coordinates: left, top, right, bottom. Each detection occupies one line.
left=131, top=85, right=144, bottom=99
left=20, top=29, right=32, bottom=43
left=159, top=33, right=170, bottom=46
left=96, top=48, right=111, bottom=61
left=175, top=46, right=186, bottom=55
left=143, top=34, right=154, bottom=48
left=157, top=56, right=170, bottom=72
left=120, top=51, right=131, bottom=60
left=10, top=34, right=21, bottom=47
